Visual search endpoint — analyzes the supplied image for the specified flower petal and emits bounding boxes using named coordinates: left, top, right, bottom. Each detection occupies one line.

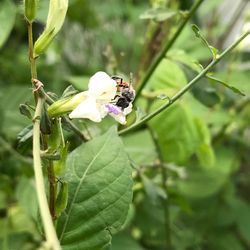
left=69, top=95, right=103, bottom=122
left=123, top=103, right=133, bottom=115
left=88, top=71, right=117, bottom=100
left=109, top=112, right=127, bottom=125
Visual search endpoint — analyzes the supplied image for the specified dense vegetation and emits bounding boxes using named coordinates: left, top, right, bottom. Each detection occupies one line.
left=0, top=0, right=250, bottom=249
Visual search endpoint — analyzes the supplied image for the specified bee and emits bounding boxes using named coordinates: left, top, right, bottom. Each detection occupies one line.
left=111, top=74, right=135, bottom=110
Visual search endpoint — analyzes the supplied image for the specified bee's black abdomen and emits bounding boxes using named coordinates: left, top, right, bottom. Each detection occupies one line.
left=116, top=97, right=130, bottom=109
left=122, top=90, right=134, bottom=102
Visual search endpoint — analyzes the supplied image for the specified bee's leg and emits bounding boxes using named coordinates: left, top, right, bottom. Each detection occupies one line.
left=111, top=94, right=120, bottom=103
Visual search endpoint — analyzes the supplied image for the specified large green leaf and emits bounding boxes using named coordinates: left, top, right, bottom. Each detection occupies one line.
left=177, top=148, right=239, bottom=198
left=0, top=0, right=16, bottom=48
left=147, top=58, right=187, bottom=96
left=57, top=127, right=133, bottom=250
left=122, top=130, right=157, bottom=165
left=0, top=86, right=31, bottom=140
left=149, top=103, right=201, bottom=164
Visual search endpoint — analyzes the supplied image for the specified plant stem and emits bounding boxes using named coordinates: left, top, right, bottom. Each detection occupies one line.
left=134, top=0, right=205, bottom=102
left=28, top=21, right=61, bottom=249
left=28, top=22, right=37, bottom=80
left=119, top=31, right=250, bottom=136
left=149, top=128, right=171, bottom=249
left=33, top=98, right=61, bottom=250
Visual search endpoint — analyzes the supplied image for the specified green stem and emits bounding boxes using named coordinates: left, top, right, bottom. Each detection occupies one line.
left=33, top=98, right=61, bottom=249
left=28, top=21, right=61, bottom=249
left=149, top=128, right=171, bottom=249
left=119, top=31, right=250, bottom=136
left=28, top=22, right=37, bottom=79
left=134, top=0, right=205, bottom=102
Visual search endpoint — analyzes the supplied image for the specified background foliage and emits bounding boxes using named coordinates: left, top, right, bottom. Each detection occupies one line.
left=0, top=0, right=250, bottom=249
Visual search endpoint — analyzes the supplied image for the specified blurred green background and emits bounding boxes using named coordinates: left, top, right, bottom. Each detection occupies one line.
left=0, top=0, right=250, bottom=249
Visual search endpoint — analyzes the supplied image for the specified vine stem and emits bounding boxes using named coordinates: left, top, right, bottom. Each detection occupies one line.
left=134, top=0, right=205, bottom=102
left=28, top=21, right=61, bottom=249
left=119, top=31, right=250, bottom=136
left=33, top=98, right=61, bottom=250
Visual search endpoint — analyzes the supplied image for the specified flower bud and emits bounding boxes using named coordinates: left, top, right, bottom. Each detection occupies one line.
left=34, top=0, right=68, bottom=56
left=34, top=29, right=55, bottom=57
left=47, top=92, right=87, bottom=117
left=24, top=0, right=37, bottom=22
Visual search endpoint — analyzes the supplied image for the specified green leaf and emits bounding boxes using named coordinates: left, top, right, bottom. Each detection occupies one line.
left=191, top=24, right=218, bottom=59
left=149, top=103, right=201, bottom=164
left=0, top=86, right=31, bottom=140
left=229, top=198, right=250, bottom=245
left=61, top=85, right=78, bottom=98
left=192, top=84, right=221, bottom=107
left=15, top=178, right=38, bottom=221
left=207, top=75, right=245, bottom=96
left=210, top=233, right=245, bottom=250
left=17, top=125, right=33, bottom=150
left=111, top=232, right=143, bottom=250
left=122, top=130, right=157, bottom=165
left=147, top=59, right=187, bottom=94
left=19, top=104, right=32, bottom=120
left=177, top=148, right=239, bottom=198
left=57, top=127, right=133, bottom=249
left=194, top=118, right=215, bottom=168
left=66, top=75, right=89, bottom=90
left=0, top=0, right=16, bottom=49
left=167, top=49, right=201, bottom=73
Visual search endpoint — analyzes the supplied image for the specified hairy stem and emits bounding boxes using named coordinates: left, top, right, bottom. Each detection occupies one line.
left=28, top=21, right=61, bottom=249
left=134, top=0, right=205, bottom=102
left=119, top=31, right=250, bottom=136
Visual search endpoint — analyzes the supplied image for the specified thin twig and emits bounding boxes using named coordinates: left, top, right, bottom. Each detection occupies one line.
left=119, top=31, right=250, bottom=136
left=134, top=0, right=205, bottom=102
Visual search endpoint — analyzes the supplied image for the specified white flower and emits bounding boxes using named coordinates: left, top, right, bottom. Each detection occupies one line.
left=69, top=71, right=134, bottom=124
left=106, top=103, right=133, bottom=125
